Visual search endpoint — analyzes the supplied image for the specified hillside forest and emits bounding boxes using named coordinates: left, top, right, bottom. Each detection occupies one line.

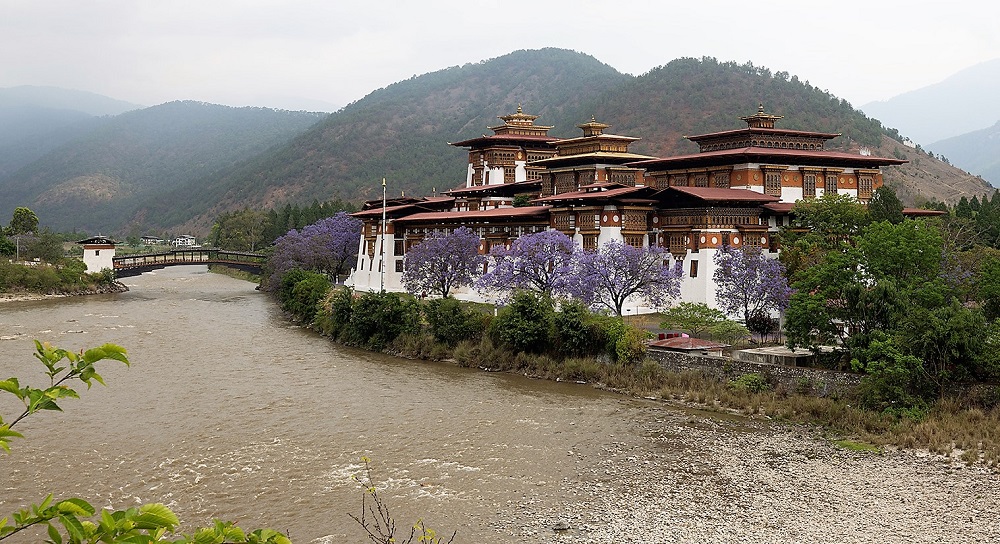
left=0, top=49, right=987, bottom=237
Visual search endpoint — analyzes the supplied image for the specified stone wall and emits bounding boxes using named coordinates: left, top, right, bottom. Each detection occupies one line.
left=647, top=348, right=862, bottom=397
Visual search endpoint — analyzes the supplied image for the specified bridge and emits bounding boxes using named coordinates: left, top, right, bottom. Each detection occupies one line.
left=112, top=249, right=265, bottom=278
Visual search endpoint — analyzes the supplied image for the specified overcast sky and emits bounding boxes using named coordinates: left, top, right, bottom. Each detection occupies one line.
left=2, top=0, right=997, bottom=112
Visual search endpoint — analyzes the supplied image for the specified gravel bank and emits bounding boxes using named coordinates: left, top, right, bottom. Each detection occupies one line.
left=487, top=405, right=1000, bottom=544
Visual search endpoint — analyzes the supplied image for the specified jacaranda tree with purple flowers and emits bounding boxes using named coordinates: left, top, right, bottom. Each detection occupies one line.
left=476, top=230, right=580, bottom=301
left=263, top=211, right=362, bottom=290
left=577, top=240, right=683, bottom=316
left=403, top=226, right=485, bottom=298
left=712, top=245, right=792, bottom=323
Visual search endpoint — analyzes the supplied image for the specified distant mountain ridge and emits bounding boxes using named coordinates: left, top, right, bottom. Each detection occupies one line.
left=0, top=49, right=987, bottom=235
left=928, top=121, right=1000, bottom=187
left=861, top=59, right=1000, bottom=145
left=0, top=100, right=325, bottom=232
left=0, top=86, right=144, bottom=179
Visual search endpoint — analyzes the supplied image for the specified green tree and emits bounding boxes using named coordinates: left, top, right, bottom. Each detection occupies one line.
left=489, top=290, right=553, bottom=353
left=955, top=196, right=973, bottom=219
left=867, top=186, right=905, bottom=224
left=24, top=229, right=66, bottom=263
left=780, top=193, right=869, bottom=282
left=897, top=301, right=986, bottom=396
left=8, top=207, right=39, bottom=236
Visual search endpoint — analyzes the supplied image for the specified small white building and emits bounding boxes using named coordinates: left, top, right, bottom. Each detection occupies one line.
left=172, top=235, right=197, bottom=247
left=76, top=236, right=117, bottom=273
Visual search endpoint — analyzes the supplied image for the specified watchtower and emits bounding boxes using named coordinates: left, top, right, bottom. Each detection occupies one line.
left=76, top=236, right=118, bottom=273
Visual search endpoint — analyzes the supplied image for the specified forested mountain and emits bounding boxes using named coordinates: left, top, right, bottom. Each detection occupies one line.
left=0, top=86, right=142, bottom=179
left=163, top=52, right=980, bottom=233
left=138, top=48, right=629, bottom=231
left=0, top=101, right=325, bottom=232
left=3, top=50, right=985, bottom=235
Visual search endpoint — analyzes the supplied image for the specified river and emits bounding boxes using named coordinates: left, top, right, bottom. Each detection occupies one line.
left=2, top=266, right=999, bottom=543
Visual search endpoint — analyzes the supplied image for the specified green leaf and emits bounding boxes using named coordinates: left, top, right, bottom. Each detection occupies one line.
left=0, top=377, right=21, bottom=397
left=38, top=494, right=55, bottom=510
left=47, top=521, right=63, bottom=544
left=57, top=498, right=95, bottom=517
left=132, top=504, right=179, bottom=531
left=82, top=344, right=129, bottom=366
left=57, top=513, right=85, bottom=542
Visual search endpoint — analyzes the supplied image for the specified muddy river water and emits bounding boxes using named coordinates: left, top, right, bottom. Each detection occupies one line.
left=2, top=266, right=999, bottom=543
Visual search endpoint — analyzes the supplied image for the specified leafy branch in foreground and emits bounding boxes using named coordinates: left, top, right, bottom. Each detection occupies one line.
left=350, top=457, right=456, bottom=544
left=0, top=341, right=129, bottom=451
left=0, top=341, right=290, bottom=543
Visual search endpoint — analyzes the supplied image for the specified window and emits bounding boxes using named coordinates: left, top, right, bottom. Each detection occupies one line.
left=693, top=174, right=708, bottom=187
left=94, top=250, right=100, bottom=256
left=713, top=171, right=730, bottom=189
left=825, top=174, right=838, bottom=194
left=858, top=176, right=874, bottom=199
left=394, top=240, right=404, bottom=255
left=690, top=260, right=698, bottom=278
left=395, top=260, right=403, bottom=272
left=803, top=174, right=817, bottom=199
left=583, top=234, right=598, bottom=251
left=764, top=172, right=782, bottom=196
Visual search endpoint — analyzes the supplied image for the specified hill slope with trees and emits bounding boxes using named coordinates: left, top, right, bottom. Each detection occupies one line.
left=165, top=53, right=983, bottom=233
left=2, top=50, right=986, bottom=235
left=0, top=101, right=325, bottom=233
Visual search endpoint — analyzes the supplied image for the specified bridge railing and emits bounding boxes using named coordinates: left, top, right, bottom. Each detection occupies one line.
left=113, top=249, right=265, bottom=271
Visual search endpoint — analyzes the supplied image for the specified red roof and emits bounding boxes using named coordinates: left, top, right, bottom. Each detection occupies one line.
left=648, top=337, right=729, bottom=351
left=392, top=205, right=551, bottom=224
left=449, top=134, right=559, bottom=147
left=687, top=127, right=841, bottom=142
left=663, top=186, right=780, bottom=203
left=351, top=198, right=455, bottom=218
left=444, top=180, right=541, bottom=196
left=763, top=202, right=795, bottom=213
left=902, top=208, right=947, bottom=217
left=630, top=146, right=907, bottom=170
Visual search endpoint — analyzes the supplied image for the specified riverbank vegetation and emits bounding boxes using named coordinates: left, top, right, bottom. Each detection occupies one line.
left=272, top=272, right=1000, bottom=468
left=0, top=206, right=123, bottom=297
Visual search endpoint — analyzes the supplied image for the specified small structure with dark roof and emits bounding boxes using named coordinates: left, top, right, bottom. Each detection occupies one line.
left=76, top=236, right=118, bottom=273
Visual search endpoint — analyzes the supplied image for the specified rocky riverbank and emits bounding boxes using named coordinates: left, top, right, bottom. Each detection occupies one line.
left=485, top=406, right=1000, bottom=544
left=0, top=281, right=128, bottom=303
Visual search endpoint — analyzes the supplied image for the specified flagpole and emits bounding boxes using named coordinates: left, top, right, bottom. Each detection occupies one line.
left=380, top=177, right=387, bottom=293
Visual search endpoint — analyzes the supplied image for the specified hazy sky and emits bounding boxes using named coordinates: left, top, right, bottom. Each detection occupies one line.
left=2, top=0, right=997, bottom=112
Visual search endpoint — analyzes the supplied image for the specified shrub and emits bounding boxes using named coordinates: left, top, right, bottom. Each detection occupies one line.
left=614, top=325, right=649, bottom=366
left=552, top=300, right=596, bottom=356
left=746, top=310, right=779, bottom=341
left=279, top=269, right=331, bottom=323
left=340, top=291, right=420, bottom=351
left=424, top=297, right=488, bottom=346
left=316, top=286, right=354, bottom=339
left=727, top=373, right=771, bottom=394
left=489, top=291, right=553, bottom=353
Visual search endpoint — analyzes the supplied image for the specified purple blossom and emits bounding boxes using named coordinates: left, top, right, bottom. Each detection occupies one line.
left=402, top=226, right=485, bottom=298
left=263, top=212, right=362, bottom=290
left=712, top=245, right=792, bottom=322
left=576, top=240, right=683, bottom=315
left=476, top=230, right=580, bottom=301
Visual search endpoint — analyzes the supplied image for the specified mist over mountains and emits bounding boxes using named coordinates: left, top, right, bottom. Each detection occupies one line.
left=0, top=49, right=988, bottom=236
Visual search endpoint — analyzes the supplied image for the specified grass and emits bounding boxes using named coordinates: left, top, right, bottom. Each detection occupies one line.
left=833, top=439, right=882, bottom=453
